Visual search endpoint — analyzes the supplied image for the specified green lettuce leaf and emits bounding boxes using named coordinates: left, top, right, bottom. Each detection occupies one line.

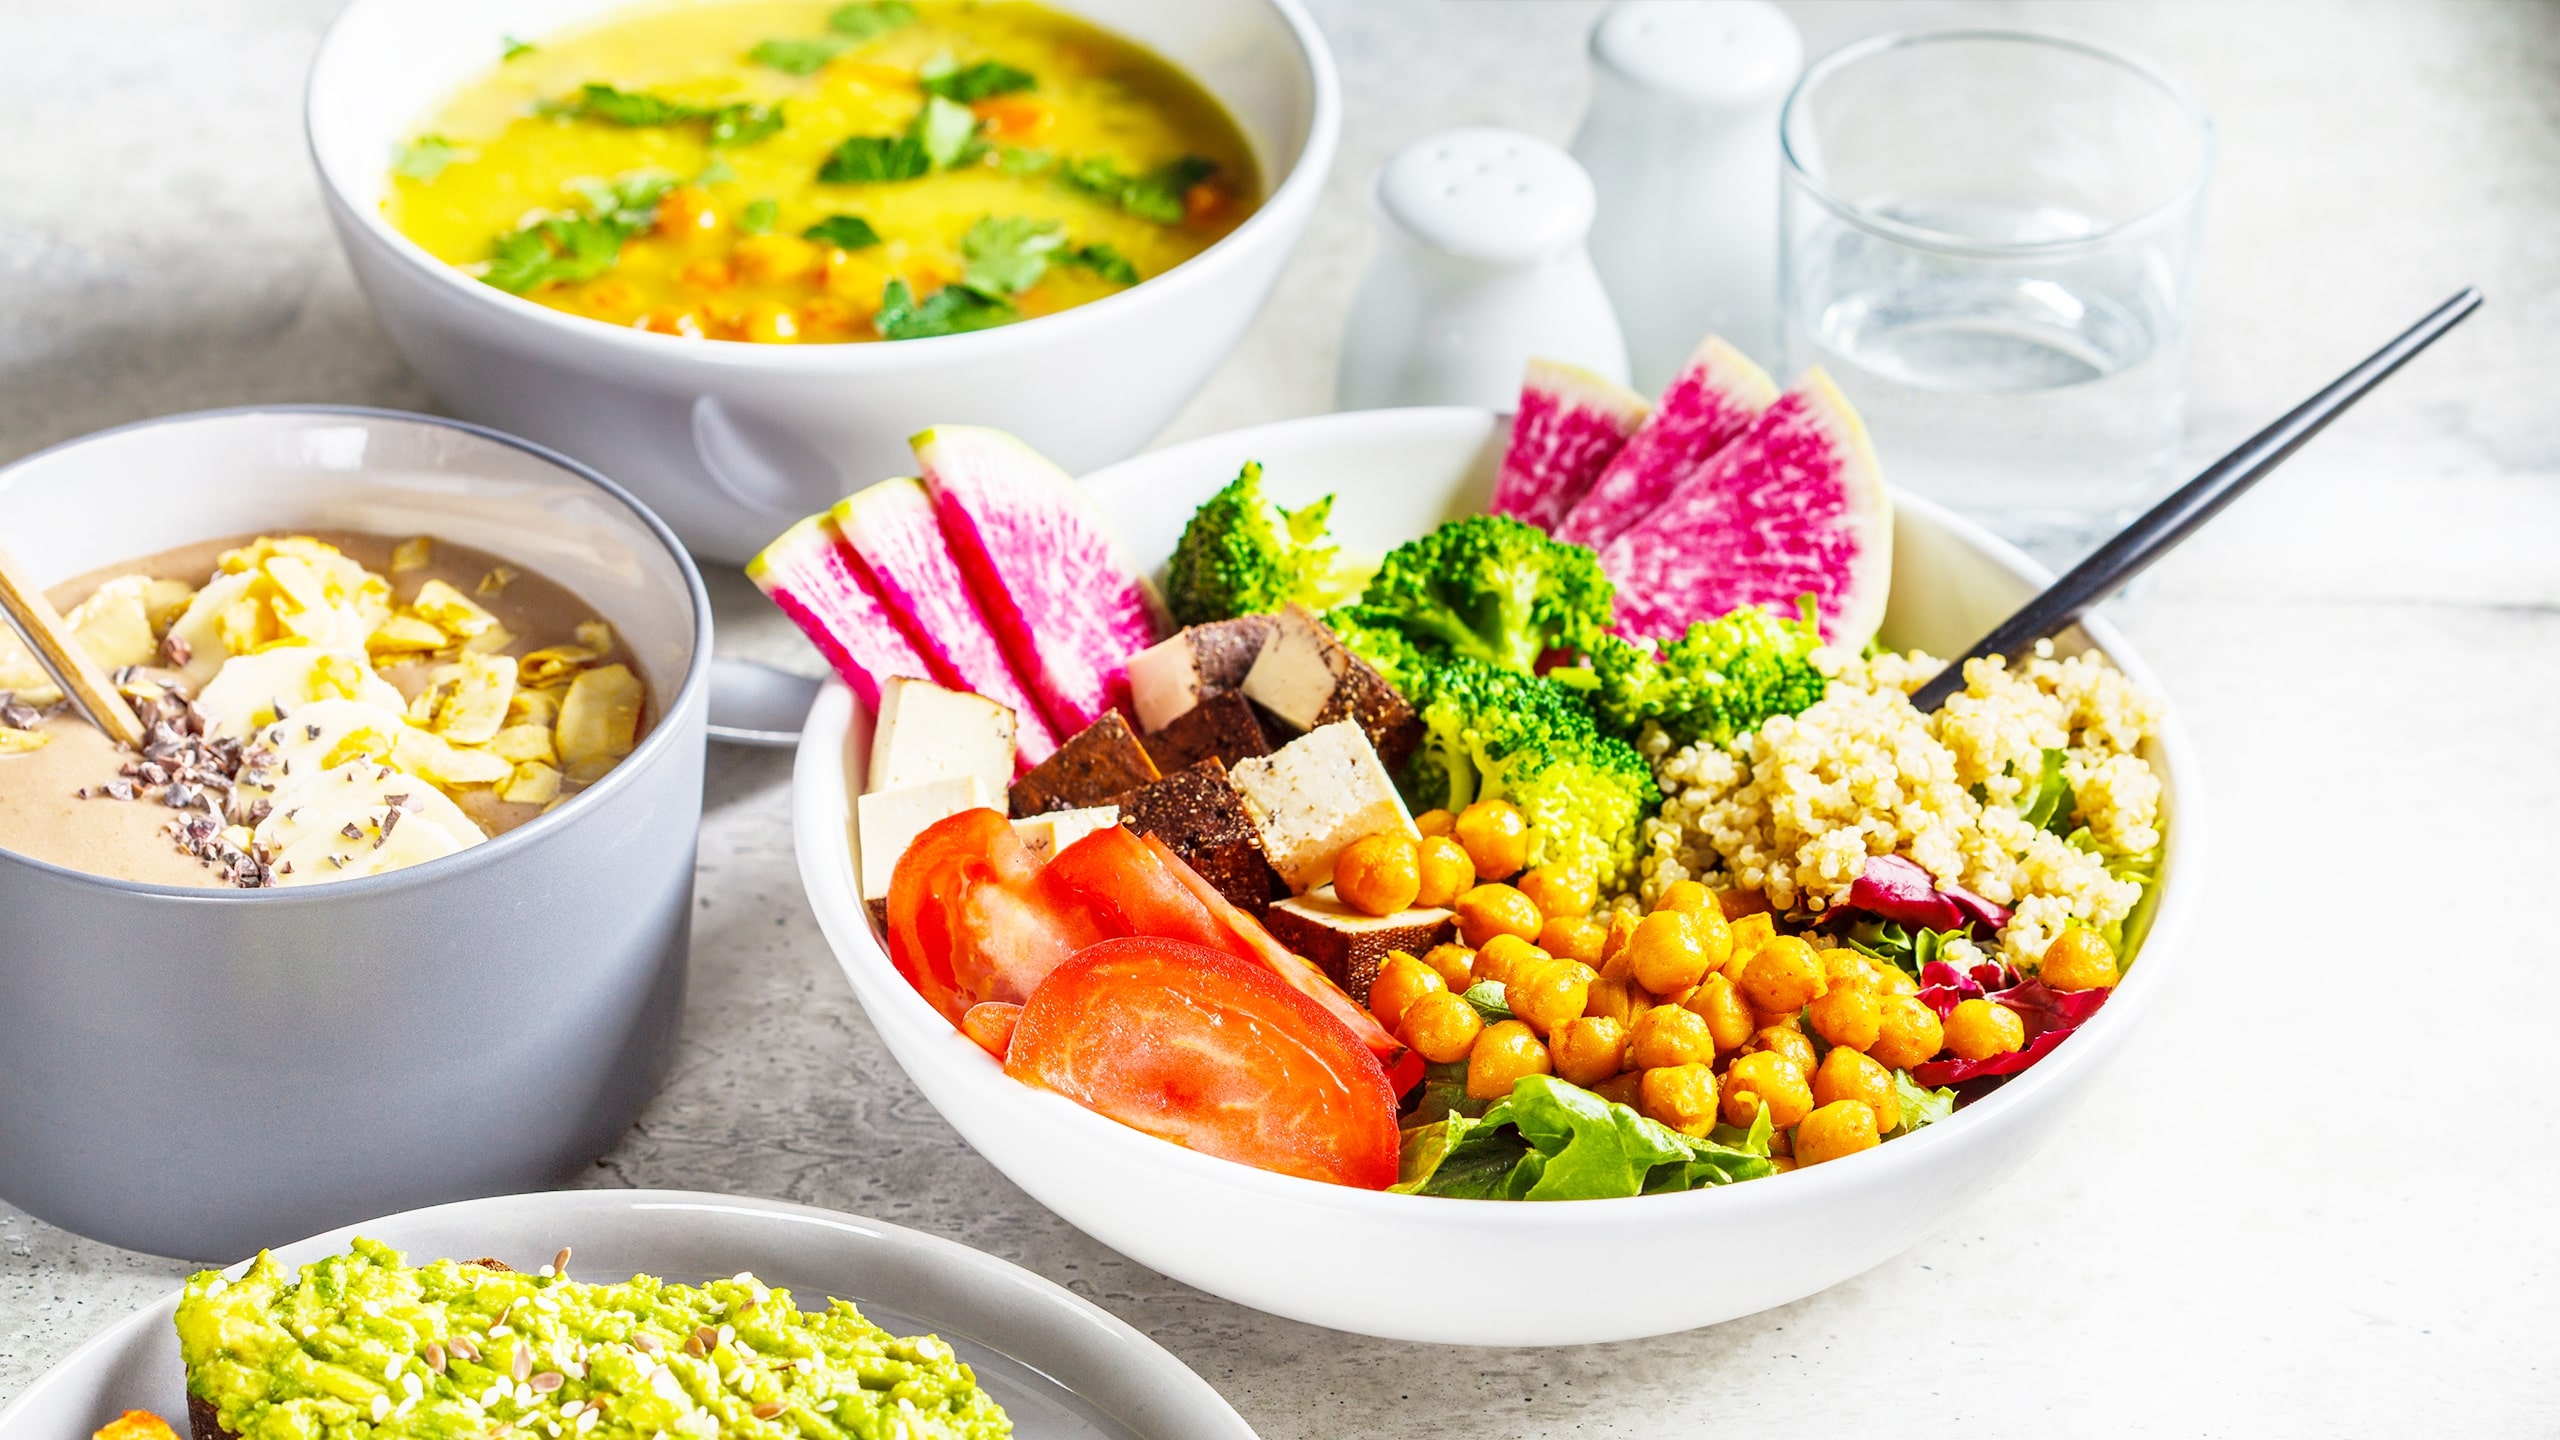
left=1457, top=981, right=1513, bottom=1023
left=1893, top=1070, right=1957, bottom=1132
left=1392, top=1075, right=1775, bottom=1199
left=2018, top=747, right=2076, bottom=833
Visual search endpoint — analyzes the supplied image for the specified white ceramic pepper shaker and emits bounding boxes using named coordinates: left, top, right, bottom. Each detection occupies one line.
left=1335, top=127, right=1629, bottom=412
left=1571, top=0, right=1803, bottom=389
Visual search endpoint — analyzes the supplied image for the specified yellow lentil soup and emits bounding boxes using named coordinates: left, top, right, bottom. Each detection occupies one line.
left=386, top=0, right=1261, bottom=343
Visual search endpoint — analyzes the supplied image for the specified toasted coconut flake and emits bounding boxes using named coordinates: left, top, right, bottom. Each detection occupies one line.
left=556, top=665, right=642, bottom=784
left=390, top=537, right=434, bottom=573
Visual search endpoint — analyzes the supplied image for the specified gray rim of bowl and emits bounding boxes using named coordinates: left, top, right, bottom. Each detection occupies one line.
left=302, top=0, right=1343, bottom=364
left=1779, top=27, right=2216, bottom=260
left=0, top=403, right=714, bottom=904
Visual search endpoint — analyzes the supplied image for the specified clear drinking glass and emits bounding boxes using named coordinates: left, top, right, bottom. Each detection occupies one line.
left=1779, top=31, right=2213, bottom=562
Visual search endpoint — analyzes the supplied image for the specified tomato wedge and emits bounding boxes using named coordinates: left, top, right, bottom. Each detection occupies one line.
left=1007, top=938, right=1401, bottom=1189
left=1138, top=833, right=1402, bottom=1059
left=1041, top=824, right=1236, bottom=955
left=884, top=809, right=1109, bottom=1024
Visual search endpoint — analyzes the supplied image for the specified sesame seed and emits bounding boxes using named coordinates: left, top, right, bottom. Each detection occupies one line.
left=575, top=1412, right=598, bottom=1434
left=516, top=1383, right=536, bottom=1408
left=750, top=1403, right=783, bottom=1421
left=371, top=1396, right=392, bottom=1423
left=560, top=1403, right=585, bottom=1420
left=404, top=1374, right=424, bottom=1399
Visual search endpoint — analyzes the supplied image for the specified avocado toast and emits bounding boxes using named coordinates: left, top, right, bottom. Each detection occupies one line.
left=174, top=1239, right=1009, bottom=1440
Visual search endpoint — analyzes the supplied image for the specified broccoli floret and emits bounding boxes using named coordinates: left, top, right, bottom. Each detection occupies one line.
left=1163, top=461, right=1373, bottom=625
left=1554, top=599, right=1829, bottom=750
left=1338, top=515, right=1614, bottom=675
left=1400, top=656, right=1660, bottom=893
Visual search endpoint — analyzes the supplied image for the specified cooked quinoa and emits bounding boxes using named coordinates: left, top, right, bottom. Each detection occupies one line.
left=1634, top=643, right=2165, bottom=968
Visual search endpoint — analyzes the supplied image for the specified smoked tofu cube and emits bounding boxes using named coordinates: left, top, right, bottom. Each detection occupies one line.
left=1126, top=615, right=1277, bottom=732
left=1226, top=720, right=1418, bottom=893
left=856, top=775, right=992, bottom=903
left=1263, top=887, right=1458, bottom=1005
left=867, top=676, right=1017, bottom=794
left=1117, top=760, right=1282, bottom=916
left=1007, top=712, right=1160, bottom=816
left=1239, top=604, right=1419, bottom=768
left=1010, top=804, right=1120, bottom=864
left=1140, top=691, right=1272, bottom=774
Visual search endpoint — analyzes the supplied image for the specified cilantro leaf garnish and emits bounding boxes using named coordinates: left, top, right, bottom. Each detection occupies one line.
left=1063, top=242, right=1138, bottom=285
left=959, top=216, right=1065, bottom=295
left=482, top=169, right=676, bottom=294
left=873, top=279, right=1016, bottom=340
left=830, top=1, right=918, bottom=40
left=914, top=95, right=980, bottom=169
left=739, top=198, right=779, bottom=235
left=393, top=135, right=465, bottom=181
left=920, top=59, right=1036, bottom=103
left=1059, top=154, right=1217, bottom=224
left=544, top=85, right=785, bottom=148
left=802, top=214, right=883, bottom=249
left=707, top=102, right=785, bottom=147
left=819, top=134, right=930, bottom=183
left=749, top=36, right=847, bottom=75
left=502, top=35, right=536, bottom=60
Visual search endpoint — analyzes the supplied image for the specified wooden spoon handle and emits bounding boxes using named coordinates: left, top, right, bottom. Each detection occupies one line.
left=0, top=540, right=148, bottom=750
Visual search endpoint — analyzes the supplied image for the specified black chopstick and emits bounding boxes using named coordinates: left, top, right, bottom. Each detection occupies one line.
left=1909, top=286, right=2484, bottom=713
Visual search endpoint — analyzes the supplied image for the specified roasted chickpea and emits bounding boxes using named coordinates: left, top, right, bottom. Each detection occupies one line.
left=1873, top=963, right=1921, bottom=997
left=1638, top=1063, right=1720, bottom=1136
left=1819, top=947, right=1876, bottom=990
left=1747, top=1024, right=1818, bottom=1076
left=1550, top=1015, right=1630, bottom=1086
left=1867, top=995, right=1946, bottom=1070
left=1740, top=935, right=1828, bottom=1013
left=1683, top=972, right=1757, bottom=1053
left=1726, top=911, right=1776, bottom=968
left=1466, top=1019, right=1552, bottom=1100
left=1717, top=886, right=1774, bottom=921
left=1651, top=878, right=1713, bottom=916
left=1811, top=1047, right=1898, bottom=1132
left=1795, top=1100, right=1881, bottom=1166
left=1509, top=958, right=1594, bottom=1037
left=1806, top=984, right=1884, bottom=1051
left=1517, top=866, right=1595, bottom=920
left=2041, top=928, right=2120, bottom=991
left=1629, top=1003, right=1715, bottom=1070
left=1414, top=808, right=1456, bottom=838
left=1455, top=883, right=1543, bottom=948
left=1721, top=1050, right=1814, bottom=1128
left=1400, top=989, right=1484, bottom=1064
left=1420, top=943, right=1478, bottom=989
left=1943, top=998, right=2026, bottom=1060
left=1600, top=910, right=1641, bottom=964
left=1471, top=933, right=1547, bottom=988
left=1624, top=911, right=1711, bottom=996
left=1453, top=799, right=1532, bottom=881
left=1367, top=951, right=1446, bottom=1032
left=1334, top=833, right=1423, bottom=917
left=1592, top=1071, right=1645, bottom=1108
left=1583, top=973, right=1642, bottom=1028
left=1538, top=916, right=1608, bottom=964
left=1413, top=835, right=1476, bottom=909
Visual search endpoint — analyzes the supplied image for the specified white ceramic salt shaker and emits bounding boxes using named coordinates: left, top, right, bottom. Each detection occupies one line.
left=1336, top=128, right=1629, bottom=412
left=1571, top=0, right=1803, bottom=389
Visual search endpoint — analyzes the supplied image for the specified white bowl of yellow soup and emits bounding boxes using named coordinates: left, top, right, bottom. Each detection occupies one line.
left=307, top=0, right=1339, bottom=563
left=789, top=408, right=2205, bottom=1345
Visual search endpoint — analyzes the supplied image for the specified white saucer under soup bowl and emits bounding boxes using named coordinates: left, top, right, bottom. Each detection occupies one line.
left=791, top=406, right=2204, bottom=1345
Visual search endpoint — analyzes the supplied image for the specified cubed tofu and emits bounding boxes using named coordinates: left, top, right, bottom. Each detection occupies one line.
left=1226, top=720, right=1418, bottom=892
left=1263, top=887, right=1457, bottom=1005
left=1141, top=690, right=1272, bottom=774
left=856, top=775, right=992, bottom=903
left=867, top=676, right=1017, bottom=794
left=1116, top=760, right=1283, bottom=916
left=1007, top=712, right=1160, bottom=816
left=1238, top=604, right=1419, bottom=768
left=1126, top=615, right=1277, bottom=732
left=1010, top=804, right=1120, bottom=864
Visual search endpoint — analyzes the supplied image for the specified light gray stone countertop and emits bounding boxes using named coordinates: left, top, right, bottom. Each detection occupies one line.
left=5, top=1, right=2556, bottom=1434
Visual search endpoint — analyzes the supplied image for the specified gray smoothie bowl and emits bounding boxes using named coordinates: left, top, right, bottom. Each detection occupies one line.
left=0, top=407, right=711, bottom=1261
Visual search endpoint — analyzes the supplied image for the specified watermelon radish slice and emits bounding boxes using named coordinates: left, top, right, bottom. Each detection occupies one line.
left=833, top=479, right=1062, bottom=767
left=1487, top=359, right=1651, bottom=532
left=1554, top=334, right=1778, bottom=550
left=911, top=425, right=1168, bottom=735
left=746, top=514, right=934, bottom=714
left=1596, top=367, right=1892, bottom=650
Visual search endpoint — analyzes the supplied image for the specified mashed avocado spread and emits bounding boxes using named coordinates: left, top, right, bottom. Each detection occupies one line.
left=175, top=1238, right=1009, bottom=1440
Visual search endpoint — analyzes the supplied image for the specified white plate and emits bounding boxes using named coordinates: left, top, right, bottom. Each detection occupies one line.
left=791, top=406, right=2206, bottom=1345
left=0, top=1190, right=1254, bottom=1440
